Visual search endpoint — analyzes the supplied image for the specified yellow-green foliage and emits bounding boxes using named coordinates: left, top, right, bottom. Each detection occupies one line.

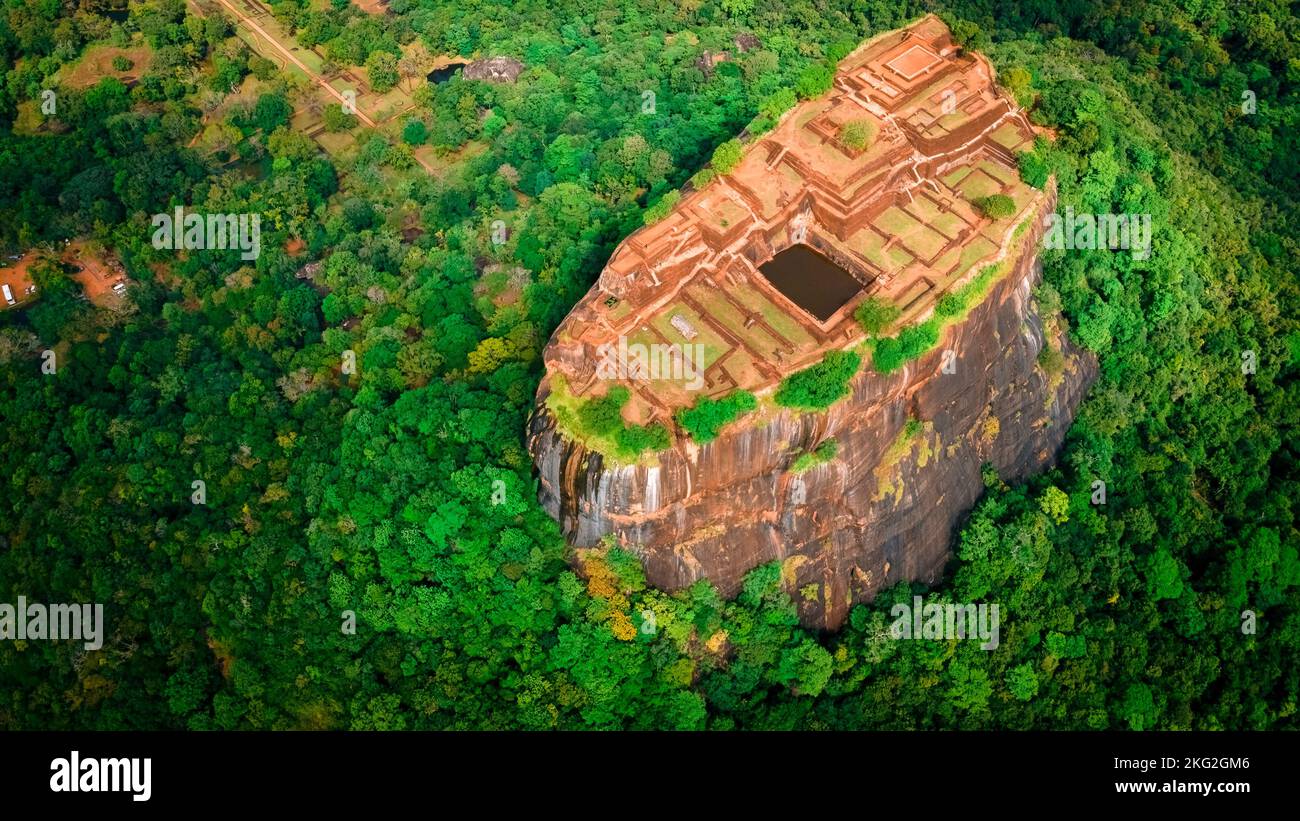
left=791, top=438, right=839, bottom=472
left=547, top=378, right=670, bottom=462
left=838, top=119, right=875, bottom=151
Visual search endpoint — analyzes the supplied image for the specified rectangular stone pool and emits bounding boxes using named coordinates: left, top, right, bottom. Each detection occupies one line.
left=757, top=244, right=863, bottom=322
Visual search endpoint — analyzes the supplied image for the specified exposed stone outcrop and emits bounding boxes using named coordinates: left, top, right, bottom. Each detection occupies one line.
left=539, top=14, right=1048, bottom=421
left=695, top=50, right=729, bottom=76
left=526, top=16, right=1096, bottom=629
left=463, top=57, right=524, bottom=83
left=530, top=199, right=1094, bottom=629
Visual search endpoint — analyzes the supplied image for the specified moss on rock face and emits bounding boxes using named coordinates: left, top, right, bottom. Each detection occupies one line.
left=791, top=438, right=839, bottom=472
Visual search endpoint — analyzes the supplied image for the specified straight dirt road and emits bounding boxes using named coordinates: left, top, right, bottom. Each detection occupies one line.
left=203, top=0, right=378, bottom=127
left=192, top=0, right=440, bottom=173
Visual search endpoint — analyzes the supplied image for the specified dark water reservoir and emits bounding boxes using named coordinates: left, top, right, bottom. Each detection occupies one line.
left=757, top=244, right=862, bottom=322
left=427, top=63, right=466, bottom=84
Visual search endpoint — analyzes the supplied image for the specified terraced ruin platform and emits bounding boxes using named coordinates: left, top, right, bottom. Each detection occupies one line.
left=542, top=14, right=1044, bottom=426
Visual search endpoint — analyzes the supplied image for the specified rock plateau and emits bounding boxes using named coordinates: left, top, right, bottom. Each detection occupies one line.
left=528, top=15, right=1096, bottom=628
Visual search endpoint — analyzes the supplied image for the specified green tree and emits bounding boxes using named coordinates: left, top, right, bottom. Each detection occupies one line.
left=973, top=194, right=1016, bottom=219
left=322, top=103, right=356, bottom=132
left=710, top=139, right=744, bottom=175
left=854, top=296, right=900, bottom=335
left=402, top=119, right=428, bottom=145
left=365, top=51, right=400, bottom=92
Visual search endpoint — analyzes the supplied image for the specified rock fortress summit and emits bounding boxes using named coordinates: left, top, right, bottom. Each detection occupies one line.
left=542, top=14, right=1044, bottom=417
left=529, top=15, right=1097, bottom=629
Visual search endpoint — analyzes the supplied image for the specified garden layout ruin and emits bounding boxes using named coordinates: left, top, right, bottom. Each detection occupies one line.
left=542, top=14, right=1045, bottom=427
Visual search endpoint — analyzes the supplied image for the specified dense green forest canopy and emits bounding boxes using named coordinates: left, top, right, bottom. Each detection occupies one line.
left=0, top=0, right=1296, bottom=729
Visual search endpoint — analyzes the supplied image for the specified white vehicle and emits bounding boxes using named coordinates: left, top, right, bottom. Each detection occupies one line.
left=2, top=283, right=14, bottom=305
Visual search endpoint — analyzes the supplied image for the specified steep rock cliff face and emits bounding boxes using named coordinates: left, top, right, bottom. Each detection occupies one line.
left=529, top=224, right=1095, bottom=629
left=527, top=16, right=1098, bottom=629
